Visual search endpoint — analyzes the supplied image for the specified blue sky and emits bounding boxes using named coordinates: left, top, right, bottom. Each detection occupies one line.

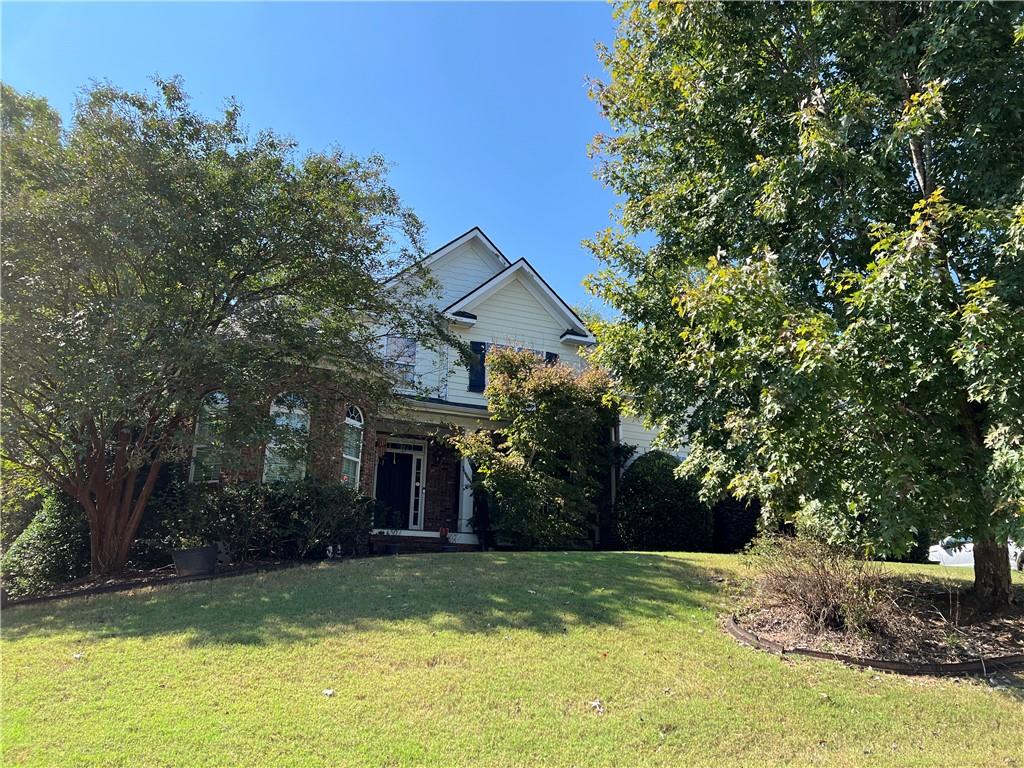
left=2, top=1, right=621, bottom=310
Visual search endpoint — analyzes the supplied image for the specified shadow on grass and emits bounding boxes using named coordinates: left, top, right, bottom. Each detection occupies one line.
left=2, top=552, right=726, bottom=647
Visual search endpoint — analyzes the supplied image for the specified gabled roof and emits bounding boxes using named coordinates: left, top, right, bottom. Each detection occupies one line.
left=418, top=226, right=510, bottom=272
left=386, top=227, right=510, bottom=284
left=443, top=258, right=596, bottom=343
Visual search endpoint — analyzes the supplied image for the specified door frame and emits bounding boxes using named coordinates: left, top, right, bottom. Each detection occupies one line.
left=372, top=438, right=428, bottom=531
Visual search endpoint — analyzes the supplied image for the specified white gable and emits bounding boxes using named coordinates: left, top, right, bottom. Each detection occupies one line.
left=429, top=239, right=506, bottom=308
left=444, top=259, right=594, bottom=342
left=388, top=227, right=597, bottom=408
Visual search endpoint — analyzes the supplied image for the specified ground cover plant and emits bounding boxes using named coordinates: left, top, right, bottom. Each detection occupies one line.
left=2, top=552, right=1022, bottom=767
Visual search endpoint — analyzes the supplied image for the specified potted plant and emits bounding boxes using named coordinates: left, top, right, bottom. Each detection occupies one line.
left=161, top=485, right=220, bottom=576
left=170, top=536, right=219, bottom=577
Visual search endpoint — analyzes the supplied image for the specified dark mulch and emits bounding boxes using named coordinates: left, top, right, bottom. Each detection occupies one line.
left=736, top=576, right=1024, bottom=665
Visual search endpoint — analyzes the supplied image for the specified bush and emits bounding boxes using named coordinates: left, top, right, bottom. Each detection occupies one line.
left=616, top=451, right=712, bottom=551
left=745, top=535, right=896, bottom=636
left=0, top=460, right=48, bottom=554
left=711, top=496, right=761, bottom=553
left=1, top=492, right=90, bottom=599
left=145, top=479, right=372, bottom=563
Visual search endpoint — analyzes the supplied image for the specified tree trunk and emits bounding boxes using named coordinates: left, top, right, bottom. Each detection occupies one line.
left=81, top=457, right=165, bottom=577
left=973, top=535, right=1011, bottom=613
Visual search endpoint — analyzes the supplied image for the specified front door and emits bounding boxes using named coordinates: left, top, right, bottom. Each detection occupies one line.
left=376, top=452, right=412, bottom=528
left=374, top=440, right=427, bottom=530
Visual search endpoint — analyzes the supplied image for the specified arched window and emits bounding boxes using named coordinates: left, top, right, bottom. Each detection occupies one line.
left=341, top=405, right=364, bottom=489
left=190, top=391, right=228, bottom=483
left=263, top=393, right=309, bottom=483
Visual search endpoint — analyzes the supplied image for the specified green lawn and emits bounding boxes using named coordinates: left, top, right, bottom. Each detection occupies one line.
left=2, top=552, right=1022, bottom=767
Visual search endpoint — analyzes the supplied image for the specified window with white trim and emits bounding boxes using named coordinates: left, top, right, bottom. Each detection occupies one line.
left=341, top=405, right=363, bottom=489
left=263, top=393, right=309, bottom=483
left=385, top=335, right=417, bottom=388
left=190, top=391, right=228, bottom=483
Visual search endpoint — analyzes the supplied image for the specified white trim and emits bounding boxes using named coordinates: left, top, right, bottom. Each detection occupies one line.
left=458, top=457, right=474, bottom=533
left=420, top=228, right=510, bottom=272
left=370, top=529, right=479, bottom=545
left=372, top=438, right=428, bottom=531
left=341, top=405, right=364, bottom=490
left=560, top=333, right=595, bottom=347
left=443, top=259, right=595, bottom=343
left=445, top=313, right=477, bottom=327
left=189, top=391, right=228, bottom=484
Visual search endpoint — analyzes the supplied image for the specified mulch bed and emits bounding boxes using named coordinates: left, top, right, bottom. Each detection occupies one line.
left=728, top=576, right=1024, bottom=676
left=3, top=560, right=303, bottom=608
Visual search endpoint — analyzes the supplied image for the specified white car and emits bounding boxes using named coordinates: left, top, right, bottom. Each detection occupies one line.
left=927, top=537, right=1023, bottom=570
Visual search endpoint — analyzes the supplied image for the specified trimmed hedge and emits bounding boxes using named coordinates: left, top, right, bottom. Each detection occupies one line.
left=1, top=492, right=90, bottom=599
left=616, top=451, right=712, bottom=552
left=144, top=479, right=373, bottom=563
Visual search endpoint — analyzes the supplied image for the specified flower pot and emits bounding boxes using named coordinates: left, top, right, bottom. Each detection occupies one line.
left=171, top=544, right=218, bottom=577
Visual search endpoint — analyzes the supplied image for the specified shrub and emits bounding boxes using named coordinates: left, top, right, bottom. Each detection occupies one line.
left=145, top=479, right=372, bottom=563
left=616, top=451, right=712, bottom=551
left=0, top=460, right=48, bottom=554
left=1, top=492, right=90, bottom=599
left=711, top=496, right=761, bottom=553
left=745, top=535, right=897, bottom=636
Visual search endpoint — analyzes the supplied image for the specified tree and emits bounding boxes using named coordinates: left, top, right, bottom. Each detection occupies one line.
left=586, top=2, right=1024, bottom=610
left=1, top=79, right=455, bottom=575
left=452, top=348, right=621, bottom=548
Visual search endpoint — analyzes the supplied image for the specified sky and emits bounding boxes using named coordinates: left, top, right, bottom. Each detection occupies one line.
left=2, top=1, right=622, bottom=311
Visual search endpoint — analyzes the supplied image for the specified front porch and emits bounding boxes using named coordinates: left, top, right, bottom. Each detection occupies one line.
left=366, top=431, right=480, bottom=554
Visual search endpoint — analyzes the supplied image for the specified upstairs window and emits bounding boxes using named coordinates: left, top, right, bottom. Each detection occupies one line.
left=385, top=335, right=417, bottom=388
left=263, top=393, right=309, bottom=483
left=190, top=391, right=228, bottom=483
left=341, top=405, right=364, bottom=489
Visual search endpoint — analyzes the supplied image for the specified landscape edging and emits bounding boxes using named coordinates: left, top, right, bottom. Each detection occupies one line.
left=724, top=614, right=1024, bottom=677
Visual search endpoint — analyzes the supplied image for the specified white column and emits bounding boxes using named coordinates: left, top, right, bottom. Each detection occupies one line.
left=458, top=458, right=474, bottom=533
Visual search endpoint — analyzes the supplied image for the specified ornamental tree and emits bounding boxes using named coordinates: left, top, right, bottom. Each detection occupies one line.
left=452, top=348, right=621, bottom=548
left=586, top=2, right=1024, bottom=610
left=1, top=79, right=454, bottom=575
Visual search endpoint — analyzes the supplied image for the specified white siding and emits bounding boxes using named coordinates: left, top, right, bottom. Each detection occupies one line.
left=619, top=416, right=661, bottom=457
left=427, top=240, right=505, bottom=308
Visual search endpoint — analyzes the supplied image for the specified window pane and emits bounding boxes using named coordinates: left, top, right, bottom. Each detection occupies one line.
left=264, top=451, right=305, bottom=483
left=342, top=424, right=362, bottom=459
left=265, top=393, right=308, bottom=483
left=192, top=446, right=221, bottom=483
left=341, top=457, right=359, bottom=489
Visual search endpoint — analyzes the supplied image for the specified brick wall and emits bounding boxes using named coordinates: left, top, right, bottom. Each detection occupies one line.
left=422, top=438, right=461, bottom=532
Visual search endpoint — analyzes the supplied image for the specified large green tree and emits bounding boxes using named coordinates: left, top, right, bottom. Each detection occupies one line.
left=1, top=79, right=454, bottom=575
left=587, top=2, right=1024, bottom=609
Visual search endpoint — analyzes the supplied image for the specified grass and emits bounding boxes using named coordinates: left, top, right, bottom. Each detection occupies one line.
left=2, top=552, right=1022, bottom=767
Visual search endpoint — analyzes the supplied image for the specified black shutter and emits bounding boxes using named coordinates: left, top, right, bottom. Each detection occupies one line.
left=468, top=342, right=486, bottom=392
left=545, top=352, right=559, bottom=365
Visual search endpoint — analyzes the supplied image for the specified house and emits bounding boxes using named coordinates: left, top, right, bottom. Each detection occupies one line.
left=189, top=227, right=660, bottom=551
left=363, top=228, right=659, bottom=551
